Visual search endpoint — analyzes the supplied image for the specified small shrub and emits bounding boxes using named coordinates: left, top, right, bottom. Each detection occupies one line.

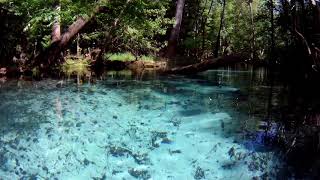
left=62, top=57, right=90, bottom=76
left=104, top=52, right=136, bottom=62
left=104, top=52, right=157, bottom=62
left=140, top=55, right=155, bottom=62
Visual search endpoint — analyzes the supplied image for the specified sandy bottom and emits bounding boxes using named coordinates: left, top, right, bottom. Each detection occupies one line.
left=0, top=72, right=284, bottom=179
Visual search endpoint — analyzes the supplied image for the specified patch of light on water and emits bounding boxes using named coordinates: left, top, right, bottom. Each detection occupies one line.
left=0, top=71, right=285, bottom=179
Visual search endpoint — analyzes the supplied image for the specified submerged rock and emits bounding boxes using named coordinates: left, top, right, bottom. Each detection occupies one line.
left=112, top=170, right=122, bottom=175
left=28, top=174, right=38, bottom=180
left=109, top=146, right=149, bottom=165
left=220, top=120, right=225, bottom=130
left=93, top=174, right=107, bottom=180
left=151, top=131, right=170, bottom=148
left=228, top=147, right=236, bottom=158
left=169, top=149, right=182, bottom=155
left=83, top=158, right=90, bottom=166
left=76, top=122, right=82, bottom=127
left=131, top=153, right=149, bottom=165
left=109, top=146, right=131, bottom=157
left=42, top=166, right=48, bottom=173
left=179, top=109, right=203, bottom=117
left=248, top=160, right=260, bottom=172
left=0, top=154, right=7, bottom=167
left=128, top=168, right=151, bottom=180
left=169, top=117, right=181, bottom=127
left=194, top=167, right=205, bottom=180
left=56, top=81, right=65, bottom=88
left=221, top=161, right=237, bottom=169
left=161, top=137, right=173, bottom=144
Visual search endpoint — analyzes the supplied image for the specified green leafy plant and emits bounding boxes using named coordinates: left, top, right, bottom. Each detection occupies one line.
left=104, top=52, right=136, bottom=61
left=140, top=55, right=155, bottom=62
left=62, top=57, right=90, bottom=76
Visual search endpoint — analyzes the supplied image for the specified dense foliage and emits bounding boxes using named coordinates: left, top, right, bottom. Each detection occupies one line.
left=0, top=0, right=320, bottom=76
left=0, top=0, right=172, bottom=65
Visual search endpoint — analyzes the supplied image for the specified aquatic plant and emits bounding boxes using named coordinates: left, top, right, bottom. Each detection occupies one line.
left=31, top=67, right=40, bottom=77
left=62, top=57, right=90, bottom=77
left=104, top=52, right=136, bottom=62
left=104, top=52, right=157, bottom=62
left=140, top=55, right=155, bottom=62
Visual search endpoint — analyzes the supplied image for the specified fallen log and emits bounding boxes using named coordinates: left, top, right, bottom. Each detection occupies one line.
left=163, top=55, right=246, bottom=74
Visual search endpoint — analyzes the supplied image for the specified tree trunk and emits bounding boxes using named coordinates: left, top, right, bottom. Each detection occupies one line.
left=166, top=0, right=186, bottom=58
left=311, top=0, right=320, bottom=68
left=51, top=0, right=61, bottom=44
left=310, top=0, right=320, bottom=45
left=280, top=0, right=290, bottom=49
left=270, top=0, right=275, bottom=61
left=201, top=0, right=214, bottom=54
left=76, top=33, right=81, bottom=57
left=249, top=0, right=256, bottom=60
left=163, top=55, right=245, bottom=74
left=267, top=0, right=275, bottom=119
left=59, top=16, right=93, bottom=48
left=103, top=0, right=131, bottom=53
left=214, top=0, right=226, bottom=58
left=47, top=16, right=92, bottom=65
left=192, top=0, right=207, bottom=57
left=35, top=6, right=107, bottom=68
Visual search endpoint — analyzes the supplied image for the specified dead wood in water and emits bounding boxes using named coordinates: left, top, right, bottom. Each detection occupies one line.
left=163, top=55, right=246, bottom=74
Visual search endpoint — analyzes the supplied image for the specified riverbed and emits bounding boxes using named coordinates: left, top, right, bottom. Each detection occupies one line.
left=0, top=69, right=289, bottom=179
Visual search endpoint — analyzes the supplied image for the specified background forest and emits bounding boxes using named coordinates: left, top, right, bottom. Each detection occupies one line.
left=0, top=0, right=320, bottom=78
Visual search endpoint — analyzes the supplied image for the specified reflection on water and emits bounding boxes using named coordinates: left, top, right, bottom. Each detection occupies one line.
left=0, top=68, right=292, bottom=179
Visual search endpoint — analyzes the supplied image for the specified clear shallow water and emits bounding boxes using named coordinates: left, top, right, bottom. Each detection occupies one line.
left=0, top=69, right=285, bottom=179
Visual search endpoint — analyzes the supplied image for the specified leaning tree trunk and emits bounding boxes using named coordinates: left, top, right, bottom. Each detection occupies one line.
left=45, top=16, right=93, bottom=66
left=166, top=0, right=186, bottom=58
left=214, top=0, right=226, bottom=58
left=34, top=6, right=107, bottom=68
left=51, top=0, right=61, bottom=44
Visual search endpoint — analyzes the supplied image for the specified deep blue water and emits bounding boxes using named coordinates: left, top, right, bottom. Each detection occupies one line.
left=0, top=69, right=287, bottom=179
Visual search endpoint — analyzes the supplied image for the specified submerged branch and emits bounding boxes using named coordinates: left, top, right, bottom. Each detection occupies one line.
left=294, top=28, right=312, bottom=55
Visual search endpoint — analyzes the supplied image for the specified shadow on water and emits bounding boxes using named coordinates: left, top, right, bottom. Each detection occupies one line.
left=274, top=74, right=320, bottom=179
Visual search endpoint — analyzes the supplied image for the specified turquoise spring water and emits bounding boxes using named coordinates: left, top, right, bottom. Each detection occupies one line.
left=0, top=69, right=286, bottom=179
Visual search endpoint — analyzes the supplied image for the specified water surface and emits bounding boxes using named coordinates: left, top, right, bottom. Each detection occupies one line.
left=0, top=69, right=286, bottom=179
